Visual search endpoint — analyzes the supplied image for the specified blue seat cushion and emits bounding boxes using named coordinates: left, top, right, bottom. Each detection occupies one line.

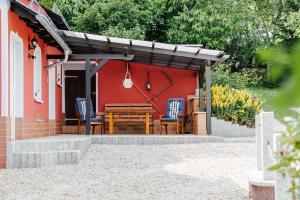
left=161, top=117, right=182, bottom=122
left=80, top=117, right=104, bottom=124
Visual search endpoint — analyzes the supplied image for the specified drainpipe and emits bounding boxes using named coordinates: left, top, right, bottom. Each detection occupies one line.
left=35, top=15, right=72, bottom=68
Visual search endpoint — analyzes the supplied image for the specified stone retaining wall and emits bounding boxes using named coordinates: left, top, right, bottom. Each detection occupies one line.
left=211, top=117, right=255, bottom=137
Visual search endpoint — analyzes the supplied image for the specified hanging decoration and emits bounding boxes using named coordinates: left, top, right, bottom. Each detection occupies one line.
left=146, top=71, right=151, bottom=91
left=123, top=62, right=133, bottom=88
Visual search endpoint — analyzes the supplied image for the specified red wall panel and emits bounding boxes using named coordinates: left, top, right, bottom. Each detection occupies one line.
left=98, top=60, right=197, bottom=119
left=0, top=10, right=2, bottom=115
left=8, top=10, right=62, bottom=120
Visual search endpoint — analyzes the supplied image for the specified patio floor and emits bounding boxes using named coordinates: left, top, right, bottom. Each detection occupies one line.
left=0, top=139, right=255, bottom=200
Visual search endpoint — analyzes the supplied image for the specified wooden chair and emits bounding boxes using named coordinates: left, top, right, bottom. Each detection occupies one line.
left=75, top=98, right=105, bottom=134
left=160, top=98, right=185, bottom=134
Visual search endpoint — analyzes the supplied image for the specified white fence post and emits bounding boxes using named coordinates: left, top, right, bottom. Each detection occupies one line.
left=261, top=112, right=275, bottom=181
left=274, top=134, right=291, bottom=200
left=256, top=114, right=262, bottom=171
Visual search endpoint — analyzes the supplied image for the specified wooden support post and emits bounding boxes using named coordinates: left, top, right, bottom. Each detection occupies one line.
left=198, top=69, right=205, bottom=112
left=109, top=112, right=113, bottom=135
left=145, top=112, right=150, bottom=135
left=205, top=61, right=212, bottom=135
left=85, top=59, right=91, bottom=135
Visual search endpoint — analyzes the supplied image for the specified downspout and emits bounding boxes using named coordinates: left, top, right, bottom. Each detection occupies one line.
left=35, top=15, right=72, bottom=68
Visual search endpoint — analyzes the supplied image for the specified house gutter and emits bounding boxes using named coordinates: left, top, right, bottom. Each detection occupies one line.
left=35, top=15, right=72, bottom=69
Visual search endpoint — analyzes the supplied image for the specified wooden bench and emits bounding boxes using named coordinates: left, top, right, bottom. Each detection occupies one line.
left=105, top=103, right=153, bottom=134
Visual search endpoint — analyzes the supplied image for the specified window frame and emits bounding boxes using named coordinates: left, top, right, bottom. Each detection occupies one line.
left=33, top=44, right=43, bottom=103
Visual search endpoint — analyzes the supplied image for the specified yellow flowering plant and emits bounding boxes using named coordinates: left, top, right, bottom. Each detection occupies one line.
left=211, top=85, right=261, bottom=127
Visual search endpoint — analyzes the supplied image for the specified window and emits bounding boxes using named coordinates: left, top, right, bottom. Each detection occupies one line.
left=33, top=45, right=42, bottom=103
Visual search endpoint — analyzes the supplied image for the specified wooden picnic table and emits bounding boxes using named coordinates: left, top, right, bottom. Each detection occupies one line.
left=104, top=103, right=153, bottom=135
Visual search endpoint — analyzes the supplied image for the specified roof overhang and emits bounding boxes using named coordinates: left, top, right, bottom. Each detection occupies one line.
left=57, top=30, right=229, bottom=71
left=41, top=5, right=70, bottom=31
left=9, top=0, right=63, bottom=50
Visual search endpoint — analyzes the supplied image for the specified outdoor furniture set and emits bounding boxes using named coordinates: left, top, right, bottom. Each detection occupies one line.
left=75, top=98, right=185, bottom=135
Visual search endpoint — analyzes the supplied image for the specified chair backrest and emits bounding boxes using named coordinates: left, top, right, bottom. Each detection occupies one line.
left=166, top=98, right=185, bottom=119
left=75, top=98, right=95, bottom=119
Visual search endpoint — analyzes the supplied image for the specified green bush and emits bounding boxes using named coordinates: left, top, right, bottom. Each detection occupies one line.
left=211, top=85, right=261, bottom=127
left=212, top=64, right=265, bottom=89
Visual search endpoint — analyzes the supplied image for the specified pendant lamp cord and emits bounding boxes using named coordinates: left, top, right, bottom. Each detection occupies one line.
left=125, top=62, right=131, bottom=79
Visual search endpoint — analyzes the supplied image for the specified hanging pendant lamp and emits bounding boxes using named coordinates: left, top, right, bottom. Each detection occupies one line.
left=123, top=62, right=133, bottom=88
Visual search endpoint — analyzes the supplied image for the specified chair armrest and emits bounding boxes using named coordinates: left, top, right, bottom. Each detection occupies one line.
left=95, top=112, right=105, bottom=118
left=176, top=114, right=185, bottom=122
left=159, top=115, right=166, bottom=120
left=95, top=112, right=105, bottom=116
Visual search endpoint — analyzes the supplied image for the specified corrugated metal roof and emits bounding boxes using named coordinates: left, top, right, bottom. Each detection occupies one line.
left=58, top=30, right=229, bottom=70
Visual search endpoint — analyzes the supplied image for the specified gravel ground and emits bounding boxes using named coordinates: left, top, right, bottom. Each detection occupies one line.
left=0, top=142, right=255, bottom=200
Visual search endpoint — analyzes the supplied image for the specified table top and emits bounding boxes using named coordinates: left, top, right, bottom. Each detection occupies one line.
left=105, top=103, right=154, bottom=113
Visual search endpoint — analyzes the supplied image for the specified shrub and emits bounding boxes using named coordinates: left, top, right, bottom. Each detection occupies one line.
left=211, top=85, right=261, bottom=127
left=212, top=64, right=265, bottom=89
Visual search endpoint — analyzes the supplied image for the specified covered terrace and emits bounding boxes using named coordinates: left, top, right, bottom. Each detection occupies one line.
left=11, top=0, right=229, bottom=135
left=49, top=30, right=229, bottom=135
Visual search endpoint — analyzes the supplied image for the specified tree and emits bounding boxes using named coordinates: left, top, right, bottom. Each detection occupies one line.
left=73, top=0, right=152, bottom=40
left=39, top=0, right=300, bottom=87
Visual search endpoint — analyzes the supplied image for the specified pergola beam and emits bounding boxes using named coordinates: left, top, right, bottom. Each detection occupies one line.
left=90, top=59, right=108, bottom=77
left=46, top=54, right=134, bottom=60
left=85, top=59, right=92, bottom=135
left=205, top=61, right=212, bottom=135
left=61, top=36, right=221, bottom=61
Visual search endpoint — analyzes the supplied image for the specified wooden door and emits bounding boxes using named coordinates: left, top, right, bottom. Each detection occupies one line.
left=65, top=70, right=96, bottom=125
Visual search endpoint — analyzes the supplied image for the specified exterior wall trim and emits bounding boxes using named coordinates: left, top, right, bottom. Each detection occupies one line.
left=1, top=0, right=10, bottom=116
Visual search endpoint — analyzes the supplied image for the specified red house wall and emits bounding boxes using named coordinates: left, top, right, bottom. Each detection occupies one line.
left=0, top=9, right=2, bottom=115
left=98, top=60, right=197, bottom=119
left=7, top=10, right=63, bottom=139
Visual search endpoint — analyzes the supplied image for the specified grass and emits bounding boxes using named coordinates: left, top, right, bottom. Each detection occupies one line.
left=246, top=86, right=299, bottom=123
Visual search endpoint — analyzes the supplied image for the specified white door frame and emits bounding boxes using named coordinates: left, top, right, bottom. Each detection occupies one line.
left=10, top=31, right=24, bottom=140
left=48, top=62, right=56, bottom=120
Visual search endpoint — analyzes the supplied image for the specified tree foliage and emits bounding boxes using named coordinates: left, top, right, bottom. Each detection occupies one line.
left=39, top=0, right=300, bottom=85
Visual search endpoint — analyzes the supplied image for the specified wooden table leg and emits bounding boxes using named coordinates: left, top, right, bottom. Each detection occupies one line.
left=145, top=112, right=150, bottom=135
left=109, top=112, right=113, bottom=135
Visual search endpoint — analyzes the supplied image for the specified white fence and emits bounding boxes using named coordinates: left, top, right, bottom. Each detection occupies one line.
left=250, top=112, right=291, bottom=200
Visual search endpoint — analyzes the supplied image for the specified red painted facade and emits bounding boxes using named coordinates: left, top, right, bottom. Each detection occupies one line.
left=98, top=60, right=197, bottom=118
left=8, top=10, right=63, bottom=120
left=0, top=9, right=2, bottom=115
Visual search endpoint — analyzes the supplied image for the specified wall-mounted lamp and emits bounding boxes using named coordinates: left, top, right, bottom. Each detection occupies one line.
left=28, top=36, right=38, bottom=59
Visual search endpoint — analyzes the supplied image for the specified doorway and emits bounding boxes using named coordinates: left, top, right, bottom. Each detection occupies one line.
left=64, top=70, right=96, bottom=125
left=9, top=32, right=24, bottom=140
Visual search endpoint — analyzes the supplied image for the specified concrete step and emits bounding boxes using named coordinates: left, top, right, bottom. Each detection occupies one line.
left=92, top=135, right=224, bottom=145
left=14, top=138, right=92, bottom=154
left=9, top=136, right=93, bottom=168
left=12, top=150, right=81, bottom=168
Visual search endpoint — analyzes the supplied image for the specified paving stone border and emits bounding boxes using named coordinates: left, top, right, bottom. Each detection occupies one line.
left=7, top=135, right=224, bottom=169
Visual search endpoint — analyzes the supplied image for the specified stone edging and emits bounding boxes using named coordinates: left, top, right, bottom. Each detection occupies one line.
left=211, top=117, right=255, bottom=137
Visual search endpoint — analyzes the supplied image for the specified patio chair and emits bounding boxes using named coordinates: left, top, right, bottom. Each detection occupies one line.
left=75, top=98, right=105, bottom=134
left=160, top=98, right=185, bottom=134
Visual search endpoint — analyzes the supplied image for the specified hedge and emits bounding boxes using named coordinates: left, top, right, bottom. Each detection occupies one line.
left=211, top=85, right=261, bottom=127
